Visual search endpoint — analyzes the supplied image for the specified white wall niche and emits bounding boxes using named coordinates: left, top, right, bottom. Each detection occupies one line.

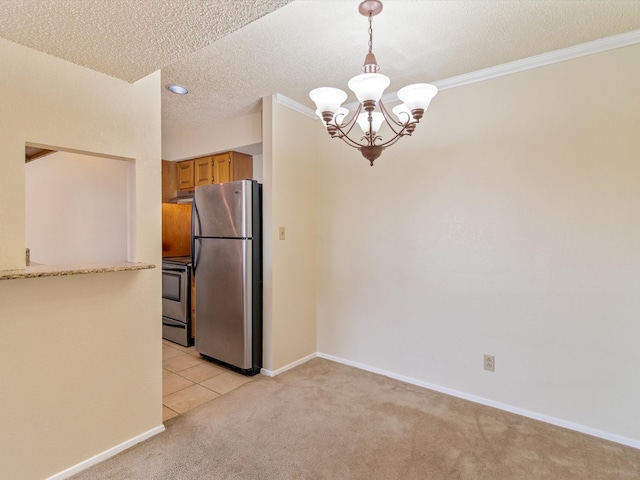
left=25, top=146, right=136, bottom=265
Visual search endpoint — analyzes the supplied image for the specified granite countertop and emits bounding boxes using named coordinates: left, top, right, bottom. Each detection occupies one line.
left=0, top=261, right=156, bottom=281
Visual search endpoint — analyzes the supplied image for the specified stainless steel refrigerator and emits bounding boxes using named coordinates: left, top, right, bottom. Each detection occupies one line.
left=191, top=180, right=262, bottom=375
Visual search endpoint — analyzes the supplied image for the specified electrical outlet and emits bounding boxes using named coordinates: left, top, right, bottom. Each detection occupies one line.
left=484, top=354, right=495, bottom=372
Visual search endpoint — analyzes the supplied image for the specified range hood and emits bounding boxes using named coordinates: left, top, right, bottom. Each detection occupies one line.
left=168, top=190, right=194, bottom=204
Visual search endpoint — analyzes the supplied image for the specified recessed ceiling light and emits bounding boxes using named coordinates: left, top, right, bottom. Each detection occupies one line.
left=167, top=84, right=188, bottom=95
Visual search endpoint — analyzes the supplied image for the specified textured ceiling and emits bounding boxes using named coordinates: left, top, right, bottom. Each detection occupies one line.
left=1, top=0, right=640, bottom=137
left=0, top=0, right=292, bottom=82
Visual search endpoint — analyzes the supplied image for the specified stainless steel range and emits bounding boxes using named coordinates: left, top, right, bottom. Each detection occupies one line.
left=162, top=256, right=192, bottom=346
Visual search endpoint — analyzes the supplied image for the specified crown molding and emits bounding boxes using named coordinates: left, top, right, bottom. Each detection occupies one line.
left=275, top=93, right=317, bottom=119
left=279, top=29, right=640, bottom=118
left=434, top=29, right=640, bottom=91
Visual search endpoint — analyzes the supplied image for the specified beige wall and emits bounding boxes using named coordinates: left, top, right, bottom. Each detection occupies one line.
left=261, top=97, right=318, bottom=371
left=0, top=38, right=162, bottom=479
left=161, top=111, right=262, bottom=161
left=315, top=44, right=640, bottom=444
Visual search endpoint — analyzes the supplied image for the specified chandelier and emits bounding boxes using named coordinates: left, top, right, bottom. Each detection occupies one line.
left=309, top=0, right=438, bottom=166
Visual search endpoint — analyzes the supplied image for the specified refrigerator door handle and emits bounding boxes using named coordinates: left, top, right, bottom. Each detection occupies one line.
left=193, top=238, right=202, bottom=274
left=191, top=198, right=201, bottom=274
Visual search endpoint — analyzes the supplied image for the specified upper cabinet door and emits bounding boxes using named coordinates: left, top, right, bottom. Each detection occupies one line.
left=178, top=160, right=194, bottom=190
left=213, top=153, right=231, bottom=184
left=194, top=157, right=213, bottom=186
left=229, top=151, right=253, bottom=182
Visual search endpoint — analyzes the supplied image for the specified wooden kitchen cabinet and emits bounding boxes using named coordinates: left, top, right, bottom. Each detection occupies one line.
left=194, top=156, right=213, bottom=186
left=162, top=160, right=179, bottom=203
left=161, top=203, right=192, bottom=256
left=212, top=151, right=253, bottom=184
left=230, top=151, right=253, bottom=182
left=212, top=153, right=231, bottom=184
left=164, top=152, right=253, bottom=199
left=177, top=160, right=194, bottom=190
left=191, top=151, right=253, bottom=186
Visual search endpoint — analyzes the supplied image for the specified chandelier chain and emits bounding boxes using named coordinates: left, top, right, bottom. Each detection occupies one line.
left=368, top=12, right=373, bottom=54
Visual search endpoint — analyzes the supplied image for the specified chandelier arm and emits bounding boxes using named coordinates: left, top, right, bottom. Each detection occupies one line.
left=377, top=100, right=416, bottom=139
left=327, top=117, right=368, bottom=149
left=379, top=135, right=403, bottom=148
left=335, top=102, right=363, bottom=139
left=336, top=121, right=357, bottom=143
left=334, top=129, right=368, bottom=149
left=378, top=100, right=406, bottom=130
left=379, top=116, right=404, bottom=138
left=336, top=103, right=362, bottom=135
left=363, top=131, right=384, bottom=147
left=378, top=123, right=413, bottom=146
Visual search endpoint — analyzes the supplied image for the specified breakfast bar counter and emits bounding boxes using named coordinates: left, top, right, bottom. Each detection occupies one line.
left=0, top=261, right=155, bottom=281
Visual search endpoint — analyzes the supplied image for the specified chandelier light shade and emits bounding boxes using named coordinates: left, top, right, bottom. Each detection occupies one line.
left=316, top=107, right=350, bottom=127
left=357, top=112, right=384, bottom=134
left=309, top=87, right=348, bottom=116
left=397, top=83, right=438, bottom=117
left=347, top=73, right=390, bottom=103
left=309, top=0, right=438, bottom=166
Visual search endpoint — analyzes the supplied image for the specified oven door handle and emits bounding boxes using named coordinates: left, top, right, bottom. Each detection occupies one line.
left=162, top=320, right=186, bottom=328
left=162, top=266, right=188, bottom=273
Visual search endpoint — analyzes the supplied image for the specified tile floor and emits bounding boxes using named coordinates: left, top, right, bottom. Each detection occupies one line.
left=162, top=339, right=255, bottom=422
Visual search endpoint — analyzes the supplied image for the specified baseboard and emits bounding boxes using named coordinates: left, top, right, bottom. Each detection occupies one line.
left=260, top=352, right=318, bottom=377
left=46, top=424, right=165, bottom=480
left=317, top=352, right=640, bottom=450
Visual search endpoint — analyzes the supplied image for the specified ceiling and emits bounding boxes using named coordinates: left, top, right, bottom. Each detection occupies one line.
left=2, top=0, right=640, bottom=140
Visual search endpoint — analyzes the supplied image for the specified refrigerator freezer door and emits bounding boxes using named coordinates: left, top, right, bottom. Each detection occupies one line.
left=195, top=238, right=253, bottom=370
left=194, top=180, right=252, bottom=239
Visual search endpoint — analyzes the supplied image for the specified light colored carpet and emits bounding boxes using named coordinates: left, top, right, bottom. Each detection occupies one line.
left=71, top=358, right=640, bottom=479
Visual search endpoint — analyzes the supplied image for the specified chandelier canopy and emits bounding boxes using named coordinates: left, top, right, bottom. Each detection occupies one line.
left=309, top=0, right=437, bottom=166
